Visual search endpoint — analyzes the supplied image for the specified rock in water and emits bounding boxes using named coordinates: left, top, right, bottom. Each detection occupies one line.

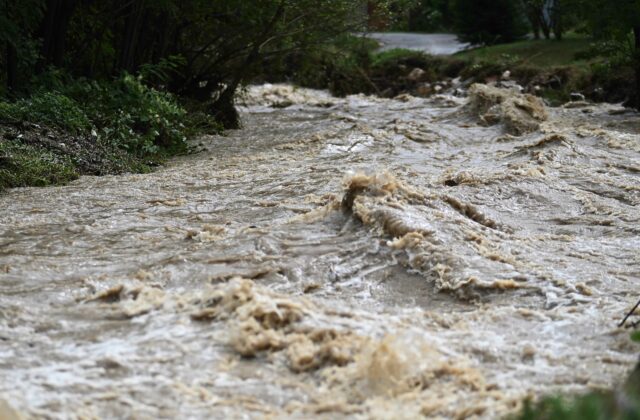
left=467, top=83, right=548, bottom=136
left=407, top=67, right=427, bottom=82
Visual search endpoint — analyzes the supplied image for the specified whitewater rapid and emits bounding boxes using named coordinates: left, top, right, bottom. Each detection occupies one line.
left=1, top=83, right=639, bottom=419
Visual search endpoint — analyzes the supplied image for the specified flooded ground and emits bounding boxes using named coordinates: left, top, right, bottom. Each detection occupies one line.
left=1, top=83, right=639, bottom=419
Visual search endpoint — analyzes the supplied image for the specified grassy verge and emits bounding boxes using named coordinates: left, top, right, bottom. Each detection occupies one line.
left=0, top=74, right=222, bottom=192
left=455, top=33, right=592, bottom=67
left=451, top=34, right=637, bottom=105
left=276, top=34, right=634, bottom=107
left=0, top=140, right=78, bottom=189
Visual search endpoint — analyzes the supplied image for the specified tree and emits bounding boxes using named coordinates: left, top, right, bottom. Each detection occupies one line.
left=576, top=0, right=640, bottom=106
left=407, top=0, right=455, bottom=32
left=0, top=0, right=45, bottom=94
left=523, top=0, right=550, bottom=39
left=453, top=0, right=529, bottom=45
left=0, top=0, right=415, bottom=125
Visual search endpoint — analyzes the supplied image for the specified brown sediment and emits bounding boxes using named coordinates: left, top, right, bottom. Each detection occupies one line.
left=0, top=399, right=24, bottom=420
left=192, top=279, right=361, bottom=371
left=185, top=224, right=226, bottom=242
left=85, top=284, right=166, bottom=318
left=467, top=83, right=548, bottom=135
left=442, top=196, right=499, bottom=230
left=340, top=171, right=527, bottom=292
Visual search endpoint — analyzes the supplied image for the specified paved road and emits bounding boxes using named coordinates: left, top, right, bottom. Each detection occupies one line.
left=365, top=32, right=468, bottom=55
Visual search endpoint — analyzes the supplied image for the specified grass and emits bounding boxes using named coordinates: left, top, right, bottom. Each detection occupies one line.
left=456, top=33, right=593, bottom=68
left=0, top=141, right=79, bottom=189
left=371, top=48, right=432, bottom=67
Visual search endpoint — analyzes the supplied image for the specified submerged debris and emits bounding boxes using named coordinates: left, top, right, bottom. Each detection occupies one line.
left=467, top=83, right=548, bottom=135
left=192, top=278, right=361, bottom=371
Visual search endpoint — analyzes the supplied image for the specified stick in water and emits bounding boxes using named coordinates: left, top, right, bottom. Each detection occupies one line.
left=619, top=297, right=640, bottom=327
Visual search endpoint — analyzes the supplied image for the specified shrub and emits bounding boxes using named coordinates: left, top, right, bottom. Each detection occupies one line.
left=64, top=75, right=188, bottom=156
left=1, top=74, right=190, bottom=158
left=454, top=0, right=529, bottom=45
left=261, top=35, right=377, bottom=96
left=0, top=92, right=90, bottom=133
left=371, top=48, right=435, bottom=68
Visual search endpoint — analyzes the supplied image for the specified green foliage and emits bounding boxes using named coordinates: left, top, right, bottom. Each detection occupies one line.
left=457, top=34, right=593, bottom=67
left=406, top=0, right=455, bottom=32
left=264, top=35, right=378, bottom=96
left=573, top=0, right=640, bottom=41
left=0, top=0, right=46, bottom=94
left=0, top=92, right=90, bottom=133
left=139, top=55, right=187, bottom=87
left=453, top=0, right=529, bottom=45
left=1, top=74, right=189, bottom=158
left=62, top=75, right=188, bottom=156
left=515, top=355, right=640, bottom=420
left=372, top=49, right=434, bottom=68
left=515, top=394, right=615, bottom=420
left=577, top=39, right=635, bottom=68
left=0, top=72, right=196, bottom=191
left=0, top=141, right=78, bottom=190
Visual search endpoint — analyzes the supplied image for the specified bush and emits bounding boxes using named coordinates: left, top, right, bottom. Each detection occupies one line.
left=1, top=74, right=190, bottom=158
left=261, top=35, right=378, bottom=96
left=63, top=74, right=188, bottom=156
left=514, top=392, right=640, bottom=420
left=0, top=92, right=90, bottom=133
left=371, top=48, right=435, bottom=68
left=454, top=0, right=529, bottom=45
left=0, top=73, right=199, bottom=191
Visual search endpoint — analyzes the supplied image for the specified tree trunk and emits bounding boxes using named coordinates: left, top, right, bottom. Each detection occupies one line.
left=525, top=5, right=541, bottom=40
left=633, top=26, right=640, bottom=108
left=39, top=0, right=77, bottom=69
left=6, top=42, right=17, bottom=94
left=541, top=21, right=551, bottom=40
left=552, top=0, right=563, bottom=40
left=117, top=0, right=146, bottom=74
left=210, top=1, right=286, bottom=129
left=210, top=88, right=240, bottom=129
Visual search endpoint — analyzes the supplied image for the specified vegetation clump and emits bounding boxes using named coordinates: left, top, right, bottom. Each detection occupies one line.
left=0, top=74, right=199, bottom=190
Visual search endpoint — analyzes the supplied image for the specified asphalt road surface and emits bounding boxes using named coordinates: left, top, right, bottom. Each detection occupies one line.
left=366, top=32, right=468, bottom=55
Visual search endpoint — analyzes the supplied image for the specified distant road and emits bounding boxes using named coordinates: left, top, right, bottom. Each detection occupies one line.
left=365, top=33, right=468, bottom=55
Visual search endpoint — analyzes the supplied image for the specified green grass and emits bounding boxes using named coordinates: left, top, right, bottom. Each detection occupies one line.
left=371, top=48, right=432, bottom=67
left=456, top=33, right=593, bottom=68
left=0, top=141, right=79, bottom=190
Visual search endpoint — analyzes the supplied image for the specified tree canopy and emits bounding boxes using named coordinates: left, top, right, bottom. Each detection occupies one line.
left=0, top=0, right=415, bottom=126
left=453, top=0, right=529, bottom=45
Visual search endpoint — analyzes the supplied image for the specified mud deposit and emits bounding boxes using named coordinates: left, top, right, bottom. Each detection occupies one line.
left=1, top=84, right=639, bottom=419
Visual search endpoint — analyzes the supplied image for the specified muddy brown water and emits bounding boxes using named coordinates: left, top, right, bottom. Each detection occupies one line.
left=1, top=84, right=639, bottom=419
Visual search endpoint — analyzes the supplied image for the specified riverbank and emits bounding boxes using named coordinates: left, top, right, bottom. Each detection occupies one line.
left=1, top=36, right=635, bottom=194
left=0, top=75, right=220, bottom=192
left=277, top=33, right=633, bottom=107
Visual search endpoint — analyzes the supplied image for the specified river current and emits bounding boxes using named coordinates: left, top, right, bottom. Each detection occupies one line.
left=1, top=83, right=639, bottom=419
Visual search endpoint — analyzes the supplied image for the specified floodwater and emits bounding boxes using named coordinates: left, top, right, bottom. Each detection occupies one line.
left=1, top=83, right=639, bottom=419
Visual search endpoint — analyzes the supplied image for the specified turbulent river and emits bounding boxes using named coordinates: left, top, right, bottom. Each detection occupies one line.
left=1, top=83, right=640, bottom=419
